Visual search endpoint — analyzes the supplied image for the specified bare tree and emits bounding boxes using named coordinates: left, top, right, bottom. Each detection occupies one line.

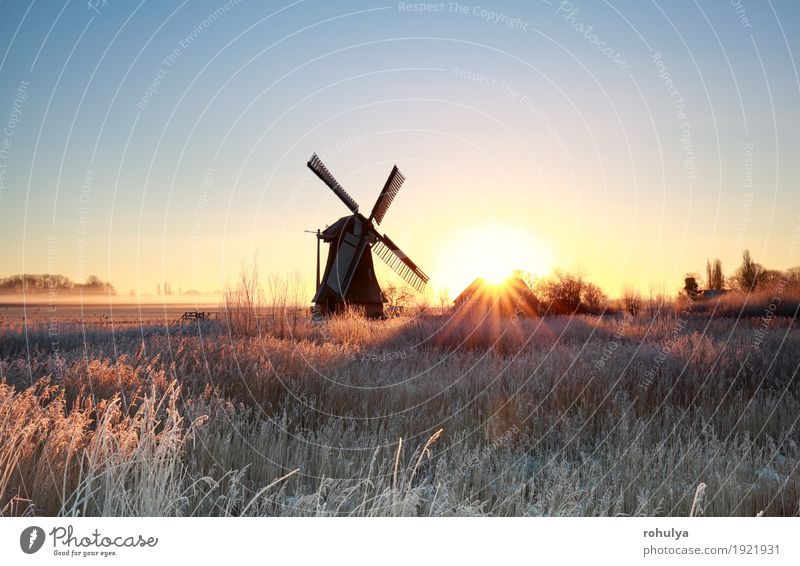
left=706, top=259, right=725, bottom=290
left=732, top=249, right=765, bottom=292
left=758, top=269, right=784, bottom=292
left=383, top=282, right=415, bottom=316
left=712, top=259, right=724, bottom=290
left=382, top=283, right=398, bottom=306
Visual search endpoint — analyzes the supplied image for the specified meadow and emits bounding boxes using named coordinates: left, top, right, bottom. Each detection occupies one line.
left=0, top=294, right=798, bottom=517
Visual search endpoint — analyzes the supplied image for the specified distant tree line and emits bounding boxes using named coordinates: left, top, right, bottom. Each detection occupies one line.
left=0, top=274, right=116, bottom=294
left=513, top=248, right=800, bottom=317
left=685, top=250, right=800, bottom=297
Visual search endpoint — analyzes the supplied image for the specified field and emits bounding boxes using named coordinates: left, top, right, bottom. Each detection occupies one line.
left=0, top=297, right=798, bottom=517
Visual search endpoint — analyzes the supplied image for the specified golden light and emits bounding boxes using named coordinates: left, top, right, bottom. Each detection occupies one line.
left=433, top=223, right=554, bottom=294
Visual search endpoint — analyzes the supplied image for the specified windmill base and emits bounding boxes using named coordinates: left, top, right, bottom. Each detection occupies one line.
left=314, top=299, right=385, bottom=319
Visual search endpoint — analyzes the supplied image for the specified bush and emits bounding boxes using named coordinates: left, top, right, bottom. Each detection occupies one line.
left=533, top=272, right=612, bottom=315
left=621, top=286, right=642, bottom=316
left=582, top=282, right=608, bottom=313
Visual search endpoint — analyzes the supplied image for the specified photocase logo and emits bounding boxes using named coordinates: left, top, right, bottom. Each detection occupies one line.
left=20, top=526, right=45, bottom=554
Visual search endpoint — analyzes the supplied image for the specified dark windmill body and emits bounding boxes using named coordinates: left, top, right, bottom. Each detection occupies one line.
left=307, top=153, right=428, bottom=317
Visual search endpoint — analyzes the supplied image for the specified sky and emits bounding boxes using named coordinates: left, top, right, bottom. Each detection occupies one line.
left=0, top=0, right=798, bottom=301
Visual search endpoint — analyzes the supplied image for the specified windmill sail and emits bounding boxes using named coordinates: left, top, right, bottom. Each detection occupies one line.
left=372, top=233, right=429, bottom=292
left=307, top=153, right=360, bottom=213
left=368, top=165, right=405, bottom=225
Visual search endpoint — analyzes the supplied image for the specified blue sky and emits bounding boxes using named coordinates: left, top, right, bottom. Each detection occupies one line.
left=0, top=0, right=798, bottom=298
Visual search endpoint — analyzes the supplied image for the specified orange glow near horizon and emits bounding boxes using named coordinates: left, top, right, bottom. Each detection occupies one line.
left=432, top=223, right=554, bottom=295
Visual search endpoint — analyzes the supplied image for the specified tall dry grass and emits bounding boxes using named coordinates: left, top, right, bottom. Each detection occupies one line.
left=685, top=289, right=800, bottom=318
left=0, top=301, right=798, bottom=516
left=222, top=259, right=265, bottom=337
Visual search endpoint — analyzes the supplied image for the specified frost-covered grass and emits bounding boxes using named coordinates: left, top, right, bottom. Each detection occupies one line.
left=1, top=307, right=798, bottom=516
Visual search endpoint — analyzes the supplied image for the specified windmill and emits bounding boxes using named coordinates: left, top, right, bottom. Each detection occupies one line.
left=306, top=153, right=429, bottom=317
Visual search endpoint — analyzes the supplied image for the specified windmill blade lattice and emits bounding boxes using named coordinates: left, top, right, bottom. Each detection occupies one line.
left=307, top=153, right=360, bottom=213
left=369, top=165, right=405, bottom=225
left=373, top=234, right=429, bottom=292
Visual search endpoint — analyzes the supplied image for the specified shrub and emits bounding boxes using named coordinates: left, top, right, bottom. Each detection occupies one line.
left=621, top=286, right=642, bottom=316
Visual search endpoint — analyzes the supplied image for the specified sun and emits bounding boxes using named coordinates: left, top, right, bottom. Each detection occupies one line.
left=482, top=253, right=516, bottom=285
left=434, top=223, right=553, bottom=293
